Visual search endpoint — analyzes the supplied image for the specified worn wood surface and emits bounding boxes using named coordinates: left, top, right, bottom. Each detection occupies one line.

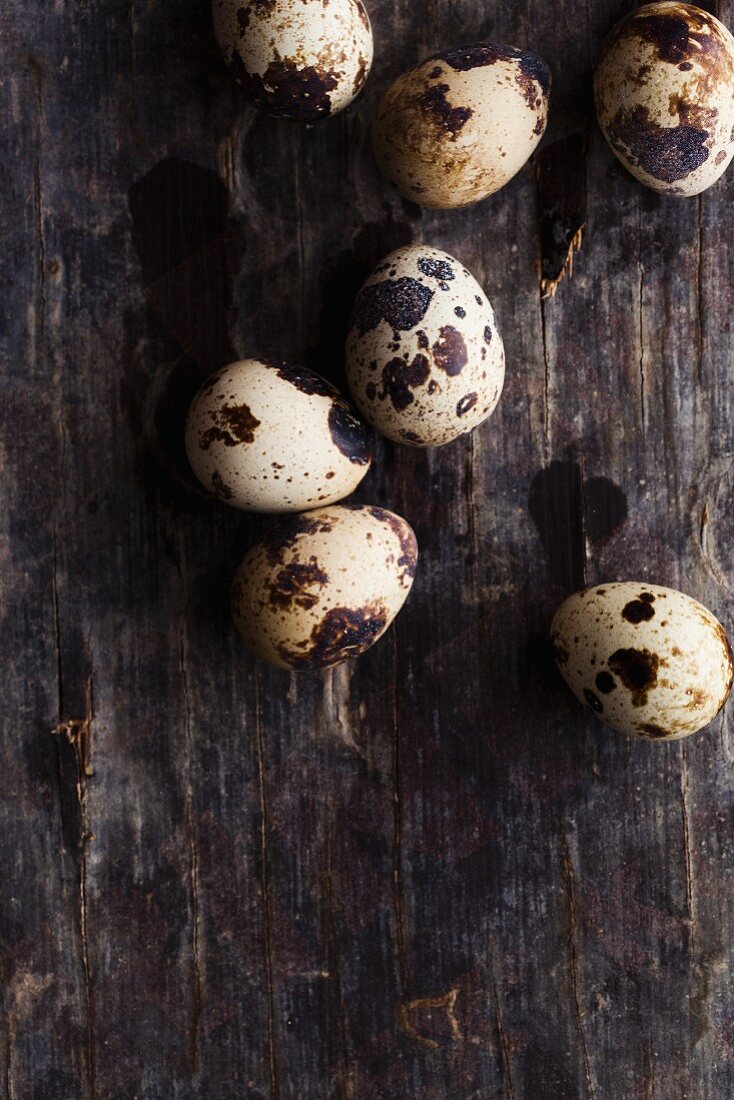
left=2, top=0, right=734, bottom=1096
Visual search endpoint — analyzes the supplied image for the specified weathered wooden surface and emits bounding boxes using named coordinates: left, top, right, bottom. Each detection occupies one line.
left=2, top=0, right=734, bottom=1096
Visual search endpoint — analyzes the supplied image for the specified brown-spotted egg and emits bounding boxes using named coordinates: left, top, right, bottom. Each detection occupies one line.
left=231, top=504, right=418, bottom=669
left=213, top=0, right=374, bottom=122
left=345, top=246, right=505, bottom=447
left=552, top=582, right=733, bottom=741
left=372, top=43, right=551, bottom=208
left=185, top=359, right=372, bottom=513
left=594, top=2, right=734, bottom=195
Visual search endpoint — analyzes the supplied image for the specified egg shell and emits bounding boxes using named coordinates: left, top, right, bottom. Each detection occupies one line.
left=231, top=504, right=418, bottom=670
left=594, top=2, right=734, bottom=196
left=345, top=246, right=505, bottom=447
left=551, top=582, right=733, bottom=741
left=372, top=43, right=551, bottom=209
left=213, top=0, right=374, bottom=122
left=185, top=359, right=373, bottom=513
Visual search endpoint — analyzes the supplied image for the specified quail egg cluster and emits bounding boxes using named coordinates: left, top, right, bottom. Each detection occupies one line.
left=196, top=0, right=734, bottom=742
left=185, top=240, right=506, bottom=670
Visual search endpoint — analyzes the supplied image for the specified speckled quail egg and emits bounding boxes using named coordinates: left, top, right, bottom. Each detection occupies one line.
left=551, top=582, right=733, bottom=741
left=372, top=43, right=551, bottom=208
left=231, top=504, right=418, bottom=669
left=345, top=245, right=505, bottom=447
left=185, top=359, right=372, bottom=513
left=594, top=2, right=734, bottom=195
left=213, top=0, right=373, bottom=122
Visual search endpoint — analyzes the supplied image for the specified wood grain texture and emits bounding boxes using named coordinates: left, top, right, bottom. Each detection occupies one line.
left=1, top=0, right=733, bottom=1097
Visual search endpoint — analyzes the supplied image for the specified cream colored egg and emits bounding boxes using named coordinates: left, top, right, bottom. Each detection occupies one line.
left=345, top=246, right=505, bottom=447
left=213, top=0, right=374, bottom=122
left=551, top=582, right=733, bottom=741
left=372, top=43, right=551, bottom=208
left=594, top=2, right=734, bottom=195
left=231, top=504, right=418, bottom=669
left=185, top=359, right=372, bottom=513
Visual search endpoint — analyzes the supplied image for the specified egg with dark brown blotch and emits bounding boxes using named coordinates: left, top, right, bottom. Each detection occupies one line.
left=594, top=2, right=734, bottom=195
left=213, top=0, right=373, bottom=122
left=552, top=582, right=733, bottom=741
left=185, top=360, right=373, bottom=513
left=231, top=504, right=418, bottom=670
left=345, top=246, right=505, bottom=447
left=372, top=43, right=551, bottom=208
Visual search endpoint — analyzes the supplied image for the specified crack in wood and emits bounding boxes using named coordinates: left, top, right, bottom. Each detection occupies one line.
left=52, top=674, right=98, bottom=1100
left=41, top=46, right=95, bottom=1072
left=540, top=295, right=551, bottom=461
left=324, top=807, right=352, bottom=1100
left=51, top=532, right=64, bottom=721
left=579, top=452, right=589, bottom=589
left=488, top=951, right=516, bottom=1100
left=255, top=670, right=280, bottom=1099
left=645, top=1039, right=657, bottom=1099
left=560, top=830, right=595, bottom=1099
left=680, top=747, right=695, bottom=956
left=127, top=0, right=137, bottom=108
left=696, top=194, right=704, bottom=386
left=466, top=433, right=477, bottom=573
left=637, top=200, right=646, bottom=431
left=4, top=1009, right=15, bottom=1100
left=177, top=565, right=203, bottom=1081
left=30, top=56, right=46, bottom=345
left=699, top=501, right=708, bottom=557
left=391, top=627, right=409, bottom=998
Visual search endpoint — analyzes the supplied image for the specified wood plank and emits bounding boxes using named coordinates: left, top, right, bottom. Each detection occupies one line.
left=1, top=0, right=733, bottom=1096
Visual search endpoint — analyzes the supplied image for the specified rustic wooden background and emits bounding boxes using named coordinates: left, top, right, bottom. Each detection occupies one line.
left=3, top=0, right=734, bottom=1096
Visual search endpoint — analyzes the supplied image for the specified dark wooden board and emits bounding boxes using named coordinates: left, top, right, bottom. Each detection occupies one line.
left=2, top=0, right=734, bottom=1096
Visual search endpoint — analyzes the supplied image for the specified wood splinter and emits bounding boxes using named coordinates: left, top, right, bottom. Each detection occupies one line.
left=536, top=132, right=588, bottom=299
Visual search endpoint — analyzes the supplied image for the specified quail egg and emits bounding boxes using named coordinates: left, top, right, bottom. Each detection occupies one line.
left=345, top=245, right=505, bottom=446
left=594, top=2, right=734, bottom=195
left=231, top=504, right=418, bottom=669
left=551, top=582, right=733, bottom=741
left=372, top=43, right=551, bottom=208
left=213, top=0, right=374, bottom=122
left=185, top=359, right=372, bottom=513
